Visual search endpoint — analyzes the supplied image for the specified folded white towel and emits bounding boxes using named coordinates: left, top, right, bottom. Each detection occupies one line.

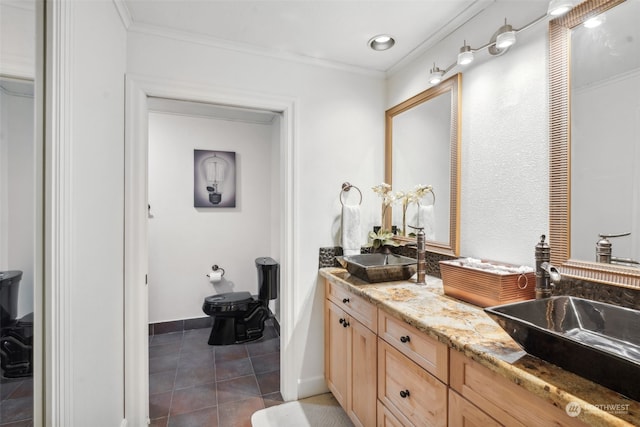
left=341, top=205, right=361, bottom=256
left=418, top=205, right=435, bottom=241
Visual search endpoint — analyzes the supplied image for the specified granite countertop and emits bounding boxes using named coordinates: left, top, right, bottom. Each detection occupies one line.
left=319, top=267, right=639, bottom=427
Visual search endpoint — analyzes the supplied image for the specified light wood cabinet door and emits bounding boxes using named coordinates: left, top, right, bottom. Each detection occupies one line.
left=325, top=295, right=377, bottom=427
left=325, top=300, right=349, bottom=408
left=349, top=316, right=377, bottom=427
left=448, top=389, right=501, bottom=427
left=378, top=339, right=447, bottom=427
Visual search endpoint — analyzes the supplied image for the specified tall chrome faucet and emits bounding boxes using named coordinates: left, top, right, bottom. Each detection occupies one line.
left=596, top=232, right=640, bottom=266
left=535, top=235, right=561, bottom=298
left=408, top=225, right=426, bottom=284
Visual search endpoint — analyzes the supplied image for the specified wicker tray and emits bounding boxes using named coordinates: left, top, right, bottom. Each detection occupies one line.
left=439, top=259, right=535, bottom=307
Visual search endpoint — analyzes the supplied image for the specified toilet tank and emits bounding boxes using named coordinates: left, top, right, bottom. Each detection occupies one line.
left=255, top=257, right=279, bottom=301
left=0, top=271, right=23, bottom=326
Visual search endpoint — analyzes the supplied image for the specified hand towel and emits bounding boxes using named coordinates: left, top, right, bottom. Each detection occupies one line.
left=419, top=205, right=436, bottom=241
left=341, top=205, right=361, bottom=256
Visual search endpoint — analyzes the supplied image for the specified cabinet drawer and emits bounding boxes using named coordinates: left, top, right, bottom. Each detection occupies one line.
left=450, top=350, right=586, bottom=427
left=326, top=281, right=377, bottom=331
left=378, top=310, right=448, bottom=383
left=448, top=389, right=501, bottom=427
left=378, top=339, right=447, bottom=427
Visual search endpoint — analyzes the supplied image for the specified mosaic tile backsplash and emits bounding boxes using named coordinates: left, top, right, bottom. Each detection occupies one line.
left=553, top=277, right=640, bottom=310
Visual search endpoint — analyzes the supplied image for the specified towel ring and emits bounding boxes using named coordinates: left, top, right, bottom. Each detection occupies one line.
left=424, top=188, right=436, bottom=206
left=340, top=182, right=362, bottom=206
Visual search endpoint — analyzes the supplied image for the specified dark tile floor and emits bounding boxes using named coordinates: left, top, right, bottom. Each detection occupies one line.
left=0, top=376, right=33, bottom=426
left=149, top=319, right=282, bottom=427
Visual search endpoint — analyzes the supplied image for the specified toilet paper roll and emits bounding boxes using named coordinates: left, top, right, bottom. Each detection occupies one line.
left=207, top=271, right=223, bottom=283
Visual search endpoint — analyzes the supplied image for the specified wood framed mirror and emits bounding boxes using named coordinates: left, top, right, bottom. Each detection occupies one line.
left=549, top=0, right=640, bottom=288
left=384, top=73, right=461, bottom=256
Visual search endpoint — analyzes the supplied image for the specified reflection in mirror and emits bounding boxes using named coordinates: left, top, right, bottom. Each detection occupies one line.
left=549, top=0, right=640, bottom=287
left=570, top=0, right=640, bottom=267
left=0, top=0, right=39, bottom=421
left=385, top=74, right=460, bottom=256
left=392, top=91, right=450, bottom=243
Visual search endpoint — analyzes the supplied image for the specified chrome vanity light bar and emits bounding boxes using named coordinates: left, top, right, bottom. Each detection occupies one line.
left=429, top=0, right=576, bottom=85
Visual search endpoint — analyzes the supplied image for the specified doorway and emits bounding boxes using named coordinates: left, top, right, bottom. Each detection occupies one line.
left=124, top=76, right=296, bottom=424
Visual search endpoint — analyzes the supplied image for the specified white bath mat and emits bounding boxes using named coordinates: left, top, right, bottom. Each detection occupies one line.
left=251, top=393, right=354, bottom=427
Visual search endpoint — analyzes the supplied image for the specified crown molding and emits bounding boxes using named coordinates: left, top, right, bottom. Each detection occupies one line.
left=127, top=21, right=386, bottom=78
left=387, top=0, right=494, bottom=77
left=112, top=0, right=132, bottom=30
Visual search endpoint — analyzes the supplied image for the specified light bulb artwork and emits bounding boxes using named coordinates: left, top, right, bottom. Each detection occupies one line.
left=194, top=150, right=236, bottom=207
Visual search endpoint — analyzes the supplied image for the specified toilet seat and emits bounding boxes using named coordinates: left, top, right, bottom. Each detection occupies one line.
left=203, top=291, right=255, bottom=315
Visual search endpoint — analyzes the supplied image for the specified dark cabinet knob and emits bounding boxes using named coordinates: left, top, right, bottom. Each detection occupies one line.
left=400, top=335, right=411, bottom=343
left=339, top=318, right=345, bottom=324
left=343, top=320, right=350, bottom=328
left=342, top=298, right=350, bottom=303
left=399, top=389, right=410, bottom=398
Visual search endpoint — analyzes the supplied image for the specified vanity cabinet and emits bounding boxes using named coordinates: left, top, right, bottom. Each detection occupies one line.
left=324, top=278, right=590, bottom=427
left=324, top=282, right=377, bottom=427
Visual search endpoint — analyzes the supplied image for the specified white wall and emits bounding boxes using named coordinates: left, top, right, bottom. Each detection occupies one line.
left=0, top=87, right=34, bottom=317
left=148, top=111, right=278, bottom=323
left=128, top=30, right=386, bottom=396
left=388, top=1, right=550, bottom=267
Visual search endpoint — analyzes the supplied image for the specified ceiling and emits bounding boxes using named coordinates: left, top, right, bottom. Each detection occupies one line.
left=121, top=0, right=493, bottom=74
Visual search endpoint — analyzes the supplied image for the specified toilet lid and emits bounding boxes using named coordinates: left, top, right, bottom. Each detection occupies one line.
left=204, top=291, right=253, bottom=306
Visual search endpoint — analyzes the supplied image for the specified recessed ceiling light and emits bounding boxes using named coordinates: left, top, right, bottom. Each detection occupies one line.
left=368, top=34, right=395, bottom=51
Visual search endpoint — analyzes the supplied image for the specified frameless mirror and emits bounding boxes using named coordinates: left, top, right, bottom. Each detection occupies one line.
left=549, top=0, right=640, bottom=287
left=385, top=74, right=461, bottom=256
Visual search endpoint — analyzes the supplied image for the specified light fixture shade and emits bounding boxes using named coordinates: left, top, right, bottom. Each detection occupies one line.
left=457, top=45, right=474, bottom=66
left=547, top=0, right=575, bottom=16
left=495, top=27, right=516, bottom=49
left=368, top=34, right=395, bottom=51
left=428, top=67, right=444, bottom=85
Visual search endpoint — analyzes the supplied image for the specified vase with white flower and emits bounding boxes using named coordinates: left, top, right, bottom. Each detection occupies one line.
left=371, top=183, right=394, bottom=231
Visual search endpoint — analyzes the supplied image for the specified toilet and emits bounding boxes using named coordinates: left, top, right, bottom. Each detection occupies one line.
left=0, top=270, right=33, bottom=378
left=202, top=257, right=279, bottom=345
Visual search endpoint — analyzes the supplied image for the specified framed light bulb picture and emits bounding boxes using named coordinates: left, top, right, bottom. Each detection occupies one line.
left=194, top=149, right=237, bottom=207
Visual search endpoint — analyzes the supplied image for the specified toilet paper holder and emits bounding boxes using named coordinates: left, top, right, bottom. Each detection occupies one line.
left=208, top=265, right=225, bottom=277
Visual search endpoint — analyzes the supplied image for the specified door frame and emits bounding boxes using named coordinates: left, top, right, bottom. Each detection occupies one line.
left=124, top=75, right=298, bottom=424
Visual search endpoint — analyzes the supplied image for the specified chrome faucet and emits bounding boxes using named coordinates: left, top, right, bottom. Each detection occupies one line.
left=408, top=225, right=426, bottom=284
left=535, top=235, right=561, bottom=299
left=596, top=232, right=640, bottom=266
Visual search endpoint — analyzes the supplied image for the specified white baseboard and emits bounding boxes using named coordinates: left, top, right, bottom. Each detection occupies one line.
left=296, top=375, right=329, bottom=399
